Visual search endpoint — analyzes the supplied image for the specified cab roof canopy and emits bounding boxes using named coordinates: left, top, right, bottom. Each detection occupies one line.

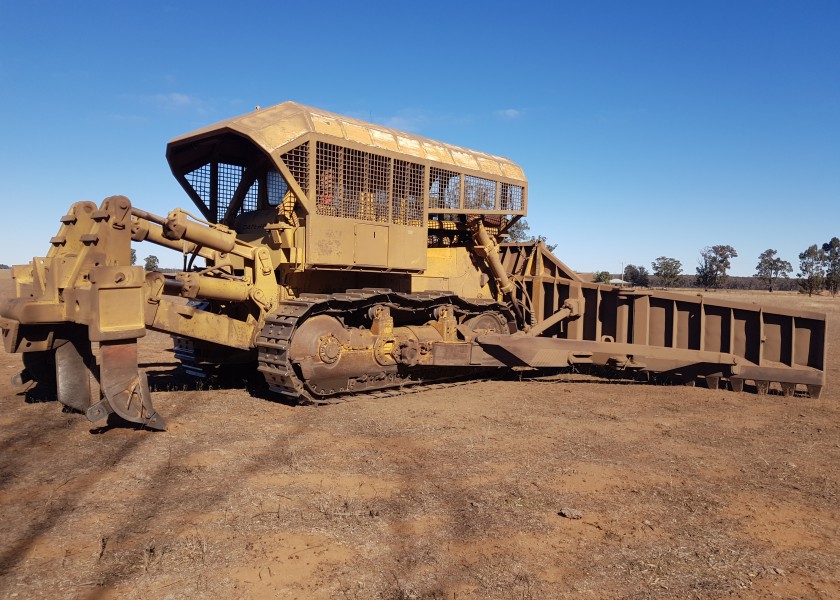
left=166, top=101, right=527, bottom=223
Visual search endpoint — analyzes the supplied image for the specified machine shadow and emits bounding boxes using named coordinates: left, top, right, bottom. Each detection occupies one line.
left=144, top=365, right=298, bottom=407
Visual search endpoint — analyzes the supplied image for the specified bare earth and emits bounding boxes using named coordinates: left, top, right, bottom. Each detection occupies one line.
left=0, top=272, right=837, bottom=599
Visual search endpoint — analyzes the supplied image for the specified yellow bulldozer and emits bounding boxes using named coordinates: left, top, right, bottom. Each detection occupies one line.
left=0, top=102, right=827, bottom=430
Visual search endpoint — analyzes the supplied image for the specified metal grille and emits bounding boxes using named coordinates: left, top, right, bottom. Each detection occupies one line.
left=240, top=172, right=259, bottom=213
left=280, top=142, right=309, bottom=195
left=393, top=160, right=424, bottom=225
left=217, top=163, right=241, bottom=219
left=185, top=163, right=261, bottom=221
left=315, top=142, right=423, bottom=226
left=464, top=175, right=497, bottom=211
left=266, top=170, right=289, bottom=206
left=316, top=142, right=341, bottom=217
left=429, top=167, right=461, bottom=210
left=365, top=152, right=390, bottom=222
left=500, top=183, right=524, bottom=212
left=343, top=148, right=365, bottom=220
left=185, top=164, right=211, bottom=208
left=216, top=163, right=259, bottom=219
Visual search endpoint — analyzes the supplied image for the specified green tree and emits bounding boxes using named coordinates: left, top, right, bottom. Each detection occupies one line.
left=144, top=255, right=160, bottom=272
left=798, top=245, right=825, bottom=297
left=623, top=264, right=650, bottom=287
left=504, top=218, right=557, bottom=252
left=533, top=235, right=558, bottom=253
left=651, top=256, right=682, bottom=288
left=696, top=245, right=737, bottom=289
left=130, top=248, right=137, bottom=266
left=593, top=271, right=611, bottom=284
left=822, top=237, right=840, bottom=297
left=754, top=249, right=792, bottom=292
left=506, top=218, right=530, bottom=242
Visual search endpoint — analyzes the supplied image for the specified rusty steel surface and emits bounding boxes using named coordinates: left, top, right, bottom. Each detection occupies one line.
left=0, top=101, right=828, bottom=430
left=167, top=101, right=527, bottom=186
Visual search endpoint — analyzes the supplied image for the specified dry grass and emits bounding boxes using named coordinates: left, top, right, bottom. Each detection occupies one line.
left=0, top=282, right=837, bottom=598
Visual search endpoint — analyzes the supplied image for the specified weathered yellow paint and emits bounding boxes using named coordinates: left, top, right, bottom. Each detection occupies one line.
left=411, top=247, right=490, bottom=298
left=169, top=101, right=527, bottom=184
left=148, top=300, right=254, bottom=350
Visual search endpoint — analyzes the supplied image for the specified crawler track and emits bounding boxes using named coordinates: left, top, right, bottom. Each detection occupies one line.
left=255, top=289, right=514, bottom=405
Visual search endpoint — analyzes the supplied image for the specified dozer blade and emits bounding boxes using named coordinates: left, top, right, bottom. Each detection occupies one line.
left=55, top=338, right=98, bottom=413
left=87, top=340, right=166, bottom=431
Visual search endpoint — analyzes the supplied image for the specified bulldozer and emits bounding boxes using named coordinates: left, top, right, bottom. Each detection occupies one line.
left=0, top=102, right=827, bottom=431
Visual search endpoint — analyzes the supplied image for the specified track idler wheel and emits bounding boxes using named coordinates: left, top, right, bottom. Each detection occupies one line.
left=87, top=340, right=166, bottom=431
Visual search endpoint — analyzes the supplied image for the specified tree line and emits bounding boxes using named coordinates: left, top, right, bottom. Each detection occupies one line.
left=594, top=237, right=840, bottom=296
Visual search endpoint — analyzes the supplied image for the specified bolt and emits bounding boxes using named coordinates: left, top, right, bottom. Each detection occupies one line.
left=318, top=335, right=341, bottom=364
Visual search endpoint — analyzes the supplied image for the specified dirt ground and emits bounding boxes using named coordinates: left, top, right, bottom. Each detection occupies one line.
left=0, top=272, right=837, bottom=599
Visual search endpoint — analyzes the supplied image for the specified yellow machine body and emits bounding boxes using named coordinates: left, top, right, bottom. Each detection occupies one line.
left=0, top=102, right=827, bottom=431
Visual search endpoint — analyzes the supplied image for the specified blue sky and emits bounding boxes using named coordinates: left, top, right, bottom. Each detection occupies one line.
left=0, top=0, right=837, bottom=275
